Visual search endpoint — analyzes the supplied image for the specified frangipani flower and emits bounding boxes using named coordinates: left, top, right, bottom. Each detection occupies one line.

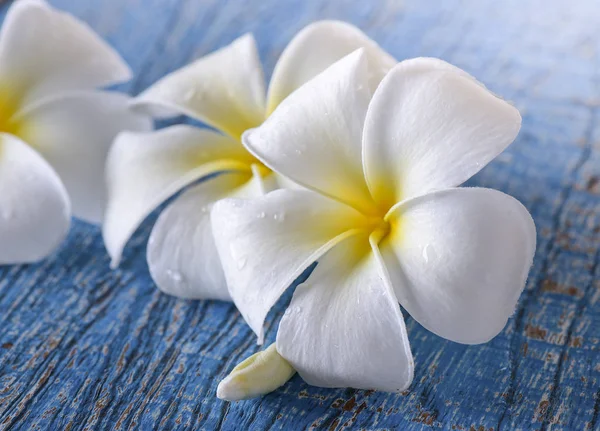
left=0, top=0, right=150, bottom=264
left=102, top=21, right=396, bottom=301
left=211, top=51, right=537, bottom=393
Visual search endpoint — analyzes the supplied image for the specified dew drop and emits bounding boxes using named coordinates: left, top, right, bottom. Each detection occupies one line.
left=257, top=211, right=266, bottom=218
left=237, top=257, right=247, bottom=269
left=183, top=89, right=196, bottom=101
left=166, top=269, right=184, bottom=283
left=422, top=244, right=437, bottom=264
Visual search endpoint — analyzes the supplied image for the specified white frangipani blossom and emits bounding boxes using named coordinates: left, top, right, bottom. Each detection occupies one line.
left=0, top=0, right=150, bottom=264
left=211, top=51, right=537, bottom=393
left=102, top=21, right=396, bottom=301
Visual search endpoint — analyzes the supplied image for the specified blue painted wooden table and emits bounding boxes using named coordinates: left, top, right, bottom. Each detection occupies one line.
left=1, top=0, right=599, bottom=429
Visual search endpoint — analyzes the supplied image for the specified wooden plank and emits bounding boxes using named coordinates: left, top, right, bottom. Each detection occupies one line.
left=0, top=0, right=599, bottom=429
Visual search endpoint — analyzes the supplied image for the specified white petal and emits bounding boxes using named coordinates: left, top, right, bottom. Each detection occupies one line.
left=17, top=91, right=151, bottom=224
left=363, top=58, right=522, bottom=207
left=0, top=0, right=131, bottom=108
left=276, top=233, right=413, bottom=392
left=103, top=125, right=252, bottom=267
left=0, top=133, right=70, bottom=264
left=147, top=171, right=263, bottom=301
left=380, top=187, right=536, bottom=344
left=266, top=20, right=396, bottom=114
left=133, top=34, right=266, bottom=139
left=211, top=189, right=369, bottom=343
left=272, top=173, right=305, bottom=190
left=244, top=50, right=376, bottom=214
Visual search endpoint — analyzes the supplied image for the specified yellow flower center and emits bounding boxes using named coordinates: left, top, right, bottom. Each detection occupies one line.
left=0, top=82, right=26, bottom=155
left=368, top=216, right=391, bottom=243
left=347, top=204, right=403, bottom=258
left=0, top=105, right=21, bottom=134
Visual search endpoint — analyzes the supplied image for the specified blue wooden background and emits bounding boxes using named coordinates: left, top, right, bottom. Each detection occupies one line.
left=1, top=0, right=599, bottom=429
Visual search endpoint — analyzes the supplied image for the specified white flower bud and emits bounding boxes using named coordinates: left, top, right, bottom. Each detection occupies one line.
left=217, top=343, right=295, bottom=401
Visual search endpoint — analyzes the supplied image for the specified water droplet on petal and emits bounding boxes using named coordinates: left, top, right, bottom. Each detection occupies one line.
left=237, top=257, right=247, bottom=269
left=184, top=89, right=196, bottom=101
left=166, top=269, right=184, bottom=283
left=422, top=244, right=437, bottom=264
left=257, top=212, right=266, bottom=218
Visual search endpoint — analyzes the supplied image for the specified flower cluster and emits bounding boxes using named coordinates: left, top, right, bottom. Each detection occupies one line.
left=0, top=0, right=536, bottom=399
left=101, top=21, right=395, bottom=302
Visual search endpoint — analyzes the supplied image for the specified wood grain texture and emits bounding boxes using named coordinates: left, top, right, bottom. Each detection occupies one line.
left=1, top=0, right=599, bottom=429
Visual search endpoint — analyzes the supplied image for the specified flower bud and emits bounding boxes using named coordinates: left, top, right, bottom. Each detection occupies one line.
left=217, top=343, right=295, bottom=401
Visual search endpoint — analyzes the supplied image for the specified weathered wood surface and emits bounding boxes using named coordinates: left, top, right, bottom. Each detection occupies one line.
left=1, top=0, right=599, bottom=429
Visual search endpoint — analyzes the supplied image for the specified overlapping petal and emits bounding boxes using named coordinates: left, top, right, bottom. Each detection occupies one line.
left=244, top=50, right=376, bottom=214
left=103, top=125, right=253, bottom=267
left=147, top=171, right=263, bottom=301
left=379, top=188, right=536, bottom=344
left=0, top=0, right=131, bottom=109
left=18, top=91, right=151, bottom=224
left=363, top=58, right=521, bottom=208
left=266, top=20, right=396, bottom=114
left=276, top=233, right=413, bottom=392
left=211, top=189, right=370, bottom=343
left=133, top=34, right=266, bottom=139
left=0, top=133, right=70, bottom=264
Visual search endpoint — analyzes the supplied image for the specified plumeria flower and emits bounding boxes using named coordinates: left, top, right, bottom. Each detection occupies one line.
left=0, top=0, right=150, bottom=264
left=102, top=21, right=396, bottom=301
left=211, top=50, right=537, bottom=394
